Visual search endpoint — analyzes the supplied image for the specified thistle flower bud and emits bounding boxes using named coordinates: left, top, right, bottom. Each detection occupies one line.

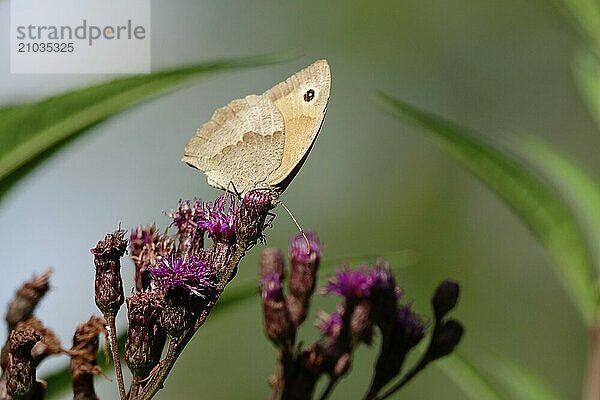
left=260, top=272, right=292, bottom=346
left=91, top=230, right=127, bottom=316
left=316, top=311, right=343, bottom=339
left=236, top=190, right=275, bottom=244
left=432, top=280, right=460, bottom=321
left=70, top=316, right=106, bottom=400
left=6, top=327, right=42, bottom=400
left=260, top=248, right=285, bottom=278
left=428, top=319, right=464, bottom=360
left=288, top=231, right=321, bottom=299
left=125, top=291, right=166, bottom=377
left=350, top=300, right=373, bottom=345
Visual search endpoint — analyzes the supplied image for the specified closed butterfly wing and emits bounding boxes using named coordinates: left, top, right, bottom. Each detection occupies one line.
left=183, top=60, right=331, bottom=195
left=264, top=59, right=331, bottom=190
left=182, top=94, right=285, bottom=192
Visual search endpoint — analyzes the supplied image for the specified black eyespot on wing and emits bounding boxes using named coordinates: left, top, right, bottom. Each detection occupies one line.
left=303, top=89, right=315, bottom=102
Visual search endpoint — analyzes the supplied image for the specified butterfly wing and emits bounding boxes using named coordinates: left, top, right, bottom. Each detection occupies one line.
left=182, top=94, right=285, bottom=192
left=264, top=59, right=331, bottom=190
left=204, top=131, right=284, bottom=192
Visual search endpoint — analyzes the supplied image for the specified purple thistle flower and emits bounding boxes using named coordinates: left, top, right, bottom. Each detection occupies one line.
left=289, top=230, right=322, bottom=264
left=198, top=194, right=238, bottom=243
left=316, top=311, right=343, bottom=338
left=150, top=255, right=214, bottom=297
left=323, top=264, right=373, bottom=299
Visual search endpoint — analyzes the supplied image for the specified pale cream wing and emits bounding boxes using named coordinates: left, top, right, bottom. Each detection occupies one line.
left=264, top=59, right=331, bottom=189
left=182, top=94, right=285, bottom=190
left=204, top=131, right=285, bottom=192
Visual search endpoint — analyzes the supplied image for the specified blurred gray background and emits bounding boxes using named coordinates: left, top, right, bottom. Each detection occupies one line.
left=0, top=0, right=595, bottom=398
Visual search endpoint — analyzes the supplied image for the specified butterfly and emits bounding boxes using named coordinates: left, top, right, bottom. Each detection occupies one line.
left=182, top=59, right=331, bottom=196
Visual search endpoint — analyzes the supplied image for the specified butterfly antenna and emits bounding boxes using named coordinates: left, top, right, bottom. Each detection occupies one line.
left=280, top=202, right=311, bottom=254
left=226, top=181, right=242, bottom=200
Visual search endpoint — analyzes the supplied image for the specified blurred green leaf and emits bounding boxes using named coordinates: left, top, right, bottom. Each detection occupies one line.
left=379, top=93, right=598, bottom=326
left=573, top=49, right=600, bottom=130
left=436, top=354, right=503, bottom=400
left=43, top=252, right=408, bottom=398
left=484, top=356, right=563, bottom=400
left=558, top=0, right=600, bottom=52
left=508, top=133, right=600, bottom=280
left=0, top=53, right=294, bottom=205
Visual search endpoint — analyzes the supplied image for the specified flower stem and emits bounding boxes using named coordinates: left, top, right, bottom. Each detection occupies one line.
left=317, top=376, right=340, bottom=400
left=139, top=244, right=247, bottom=400
left=372, top=358, right=428, bottom=400
left=106, top=315, right=127, bottom=400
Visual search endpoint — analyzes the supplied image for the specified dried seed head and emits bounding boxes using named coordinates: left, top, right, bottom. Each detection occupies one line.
left=6, top=327, right=41, bottom=400
left=125, top=291, right=166, bottom=377
left=6, top=270, right=52, bottom=331
left=92, top=230, right=127, bottom=316
left=16, top=317, right=63, bottom=365
left=70, top=316, right=106, bottom=400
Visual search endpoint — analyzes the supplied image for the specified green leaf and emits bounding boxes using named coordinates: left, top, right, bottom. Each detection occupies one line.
left=484, top=356, right=563, bottom=400
left=507, top=133, right=600, bottom=279
left=43, top=252, right=409, bottom=398
left=0, top=53, right=295, bottom=204
left=379, top=93, right=598, bottom=326
left=436, top=354, right=503, bottom=400
left=573, top=49, right=600, bottom=130
left=557, top=0, right=600, bottom=52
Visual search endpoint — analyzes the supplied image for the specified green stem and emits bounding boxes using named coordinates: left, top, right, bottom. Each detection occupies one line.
left=106, top=315, right=128, bottom=400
